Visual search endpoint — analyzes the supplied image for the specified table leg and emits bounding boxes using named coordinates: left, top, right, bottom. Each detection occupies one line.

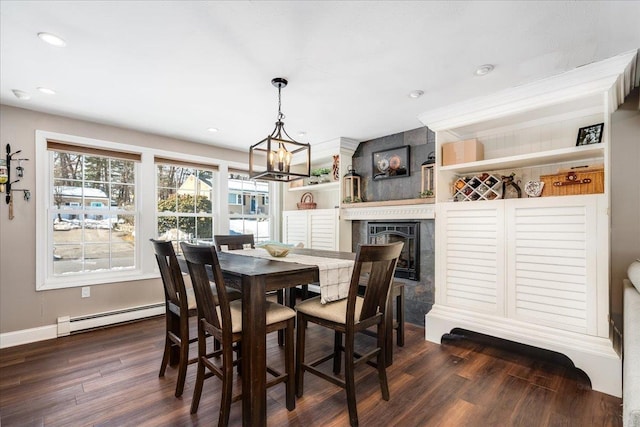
left=241, top=276, right=267, bottom=427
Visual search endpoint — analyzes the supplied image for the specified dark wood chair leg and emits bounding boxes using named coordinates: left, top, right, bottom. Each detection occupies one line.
left=385, top=290, right=394, bottom=367
left=220, top=344, right=234, bottom=427
left=344, top=331, right=359, bottom=427
left=396, top=285, right=405, bottom=347
left=333, top=331, right=342, bottom=374
left=285, top=317, right=296, bottom=411
left=376, top=323, right=390, bottom=401
left=295, top=314, right=306, bottom=398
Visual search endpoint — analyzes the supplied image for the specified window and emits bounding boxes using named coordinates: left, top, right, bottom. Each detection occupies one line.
left=228, top=173, right=270, bottom=242
left=156, top=161, right=216, bottom=250
left=47, top=142, right=138, bottom=279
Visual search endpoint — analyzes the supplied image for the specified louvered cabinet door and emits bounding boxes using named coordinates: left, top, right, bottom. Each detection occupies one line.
left=437, top=201, right=506, bottom=315
left=308, top=209, right=339, bottom=250
left=506, top=195, right=603, bottom=335
left=282, top=210, right=309, bottom=248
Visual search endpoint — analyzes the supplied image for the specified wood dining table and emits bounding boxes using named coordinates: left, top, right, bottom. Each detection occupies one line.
left=180, top=247, right=356, bottom=426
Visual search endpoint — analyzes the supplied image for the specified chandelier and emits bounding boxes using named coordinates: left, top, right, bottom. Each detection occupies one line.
left=249, top=77, right=311, bottom=182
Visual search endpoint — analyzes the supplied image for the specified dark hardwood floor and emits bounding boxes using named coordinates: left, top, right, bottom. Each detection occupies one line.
left=0, top=315, right=622, bottom=426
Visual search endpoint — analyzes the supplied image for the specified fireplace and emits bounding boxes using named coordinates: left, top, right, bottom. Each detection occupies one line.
left=367, top=222, right=419, bottom=280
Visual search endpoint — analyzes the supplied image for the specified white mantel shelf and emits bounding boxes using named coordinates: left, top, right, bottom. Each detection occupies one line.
left=340, top=198, right=435, bottom=221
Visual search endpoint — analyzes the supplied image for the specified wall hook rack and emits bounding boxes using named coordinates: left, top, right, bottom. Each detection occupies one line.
left=2, top=143, right=30, bottom=219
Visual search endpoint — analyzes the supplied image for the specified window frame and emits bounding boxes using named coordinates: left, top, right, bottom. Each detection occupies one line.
left=36, top=130, right=253, bottom=291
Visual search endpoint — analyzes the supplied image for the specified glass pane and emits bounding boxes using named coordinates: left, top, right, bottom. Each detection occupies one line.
left=157, top=164, right=177, bottom=188
left=83, top=155, right=110, bottom=182
left=157, top=215, right=177, bottom=239
left=110, top=159, right=135, bottom=184
left=114, top=215, right=135, bottom=243
left=229, top=218, right=244, bottom=235
left=195, top=195, right=212, bottom=214
left=53, top=179, right=82, bottom=209
left=53, top=244, right=83, bottom=275
left=111, top=184, right=135, bottom=209
left=82, top=213, right=111, bottom=242
left=53, top=152, right=82, bottom=179
left=175, top=167, right=196, bottom=188
left=178, top=216, right=195, bottom=241
left=257, top=217, right=270, bottom=242
left=84, top=182, right=109, bottom=208
left=195, top=217, right=213, bottom=239
left=112, top=243, right=135, bottom=269
left=52, top=215, right=81, bottom=243
left=158, top=188, right=177, bottom=212
left=176, top=193, right=195, bottom=213
left=84, top=243, right=110, bottom=271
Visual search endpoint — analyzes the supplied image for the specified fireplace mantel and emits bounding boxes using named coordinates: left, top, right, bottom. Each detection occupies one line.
left=341, top=198, right=435, bottom=220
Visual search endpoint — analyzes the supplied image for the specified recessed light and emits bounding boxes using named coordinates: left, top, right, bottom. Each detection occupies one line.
left=37, top=87, right=56, bottom=95
left=37, top=32, right=67, bottom=47
left=12, top=89, right=31, bottom=100
left=408, top=90, right=424, bottom=99
left=207, top=127, right=219, bottom=133
left=475, top=64, right=494, bottom=76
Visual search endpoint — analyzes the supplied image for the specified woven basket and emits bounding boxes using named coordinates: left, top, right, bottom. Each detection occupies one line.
left=297, top=192, right=317, bottom=210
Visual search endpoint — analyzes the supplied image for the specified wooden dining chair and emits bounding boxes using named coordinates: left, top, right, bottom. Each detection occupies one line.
left=295, top=242, right=403, bottom=427
left=150, top=238, right=198, bottom=398
left=214, top=233, right=289, bottom=346
left=181, top=242, right=296, bottom=426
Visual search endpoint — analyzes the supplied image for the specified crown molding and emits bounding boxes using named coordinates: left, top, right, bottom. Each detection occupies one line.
left=419, top=50, right=638, bottom=132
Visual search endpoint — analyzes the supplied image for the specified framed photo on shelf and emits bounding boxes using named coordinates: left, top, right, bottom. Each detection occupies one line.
left=372, top=146, right=410, bottom=180
left=576, top=123, right=604, bottom=146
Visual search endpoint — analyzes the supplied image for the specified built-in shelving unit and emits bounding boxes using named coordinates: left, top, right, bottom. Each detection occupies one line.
left=440, top=144, right=605, bottom=175
left=417, top=50, right=638, bottom=398
left=288, top=181, right=339, bottom=192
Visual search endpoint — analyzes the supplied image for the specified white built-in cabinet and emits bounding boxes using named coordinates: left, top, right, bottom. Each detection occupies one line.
left=281, top=138, right=357, bottom=252
left=419, top=50, right=638, bottom=398
left=282, top=208, right=339, bottom=250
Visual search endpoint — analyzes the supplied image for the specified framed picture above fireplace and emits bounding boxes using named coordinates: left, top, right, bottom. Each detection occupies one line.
left=372, top=146, right=410, bottom=180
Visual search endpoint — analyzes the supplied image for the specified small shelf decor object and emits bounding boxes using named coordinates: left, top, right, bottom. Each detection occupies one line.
left=576, top=123, right=604, bottom=146
left=372, top=146, right=410, bottom=179
left=311, top=167, right=332, bottom=183
left=540, top=164, right=604, bottom=197
left=296, top=192, right=317, bottom=210
left=441, top=139, right=483, bottom=166
left=452, top=172, right=501, bottom=202
left=420, top=151, right=436, bottom=198
left=524, top=180, right=545, bottom=197
left=342, top=166, right=362, bottom=203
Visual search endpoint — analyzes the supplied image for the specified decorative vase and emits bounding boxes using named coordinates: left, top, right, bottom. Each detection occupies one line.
left=628, top=258, right=640, bottom=289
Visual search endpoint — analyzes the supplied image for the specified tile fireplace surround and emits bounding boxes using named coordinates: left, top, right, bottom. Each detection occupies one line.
left=345, top=200, right=435, bottom=326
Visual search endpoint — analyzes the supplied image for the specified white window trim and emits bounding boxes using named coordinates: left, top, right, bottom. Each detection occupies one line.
left=35, top=130, right=256, bottom=290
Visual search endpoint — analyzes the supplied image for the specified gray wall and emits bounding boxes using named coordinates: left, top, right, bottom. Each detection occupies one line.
left=0, top=105, right=247, bottom=334
left=351, top=127, right=436, bottom=326
left=610, top=87, right=640, bottom=335
left=351, top=127, right=435, bottom=202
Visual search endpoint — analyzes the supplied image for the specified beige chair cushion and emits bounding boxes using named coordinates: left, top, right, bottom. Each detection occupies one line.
left=185, top=287, right=197, bottom=311
left=217, top=300, right=295, bottom=334
left=184, top=282, right=241, bottom=310
left=295, top=295, right=364, bottom=325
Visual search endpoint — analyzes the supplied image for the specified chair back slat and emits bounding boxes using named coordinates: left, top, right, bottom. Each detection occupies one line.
left=181, top=243, right=234, bottom=339
left=347, top=242, right=403, bottom=325
left=214, top=234, right=255, bottom=251
left=150, top=239, right=189, bottom=315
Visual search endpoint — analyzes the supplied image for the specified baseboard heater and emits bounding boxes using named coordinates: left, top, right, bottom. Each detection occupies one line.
left=57, top=303, right=165, bottom=336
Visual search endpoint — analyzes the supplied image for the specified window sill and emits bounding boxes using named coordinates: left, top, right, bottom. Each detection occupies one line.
left=37, top=271, right=159, bottom=291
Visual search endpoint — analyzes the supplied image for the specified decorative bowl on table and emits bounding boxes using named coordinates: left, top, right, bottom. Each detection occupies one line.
left=257, top=243, right=292, bottom=258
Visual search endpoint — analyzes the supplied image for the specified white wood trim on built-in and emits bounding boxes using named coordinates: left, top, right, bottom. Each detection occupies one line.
left=341, top=202, right=435, bottom=221
left=425, top=304, right=621, bottom=398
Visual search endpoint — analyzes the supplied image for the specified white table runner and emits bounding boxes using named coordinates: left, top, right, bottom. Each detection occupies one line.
left=225, top=248, right=354, bottom=304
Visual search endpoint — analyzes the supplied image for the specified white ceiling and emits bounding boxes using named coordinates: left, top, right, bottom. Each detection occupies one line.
left=1, top=1, right=639, bottom=154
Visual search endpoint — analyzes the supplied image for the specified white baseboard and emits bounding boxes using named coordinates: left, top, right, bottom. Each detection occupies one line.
left=0, top=324, right=58, bottom=349
left=0, top=303, right=165, bottom=349
left=425, top=304, right=622, bottom=397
